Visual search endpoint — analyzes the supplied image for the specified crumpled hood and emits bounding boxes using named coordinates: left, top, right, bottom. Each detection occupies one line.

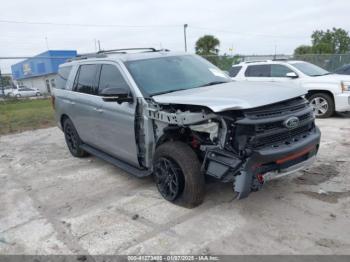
left=152, top=81, right=306, bottom=112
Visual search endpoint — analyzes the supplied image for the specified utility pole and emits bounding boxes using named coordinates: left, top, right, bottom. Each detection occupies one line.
left=184, top=24, right=188, bottom=52
left=97, top=40, right=101, bottom=52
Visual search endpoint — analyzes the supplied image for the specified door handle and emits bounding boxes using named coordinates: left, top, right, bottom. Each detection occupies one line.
left=94, top=107, right=104, bottom=113
left=63, top=100, right=75, bottom=105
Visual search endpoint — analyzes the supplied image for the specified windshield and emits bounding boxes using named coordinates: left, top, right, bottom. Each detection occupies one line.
left=125, top=55, right=231, bottom=96
left=292, top=62, right=329, bottom=76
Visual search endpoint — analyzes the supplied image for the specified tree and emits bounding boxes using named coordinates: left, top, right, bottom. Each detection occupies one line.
left=293, top=28, right=350, bottom=55
left=294, top=45, right=313, bottom=55
left=195, top=35, right=220, bottom=55
left=312, top=28, right=350, bottom=54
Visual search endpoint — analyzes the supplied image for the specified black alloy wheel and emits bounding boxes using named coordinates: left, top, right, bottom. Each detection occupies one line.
left=154, top=157, right=184, bottom=201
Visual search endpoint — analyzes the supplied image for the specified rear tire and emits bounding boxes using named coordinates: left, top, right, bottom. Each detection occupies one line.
left=308, top=93, right=335, bottom=118
left=153, top=141, right=205, bottom=208
left=63, top=118, right=88, bottom=157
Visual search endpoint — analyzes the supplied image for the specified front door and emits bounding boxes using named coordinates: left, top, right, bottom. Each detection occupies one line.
left=94, top=63, right=139, bottom=166
left=270, top=64, right=300, bottom=85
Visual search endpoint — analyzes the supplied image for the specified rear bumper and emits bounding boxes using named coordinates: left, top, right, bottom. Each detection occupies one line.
left=233, top=126, right=321, bottom=199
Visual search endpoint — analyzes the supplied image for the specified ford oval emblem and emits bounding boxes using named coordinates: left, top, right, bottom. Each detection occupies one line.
left=284, top=116, right=299, bottom=129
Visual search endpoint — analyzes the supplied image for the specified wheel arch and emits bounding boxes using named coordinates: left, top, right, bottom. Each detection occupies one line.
left=155, top=127, right=191, bottom=149
left=60, top=114, right=70, bottom=129
left=306, top=90, right=335, bottom=103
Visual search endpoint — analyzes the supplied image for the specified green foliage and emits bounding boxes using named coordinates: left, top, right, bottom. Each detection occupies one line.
left=294, top=45, right=313, bottom=55
left=0, top=76, right=12, bottom=86
left=294, top=28, right=350, bottom=55
left=202, top=55, right=241, bottom=71
left=195, top=35, right=220, bottom=55
left=312, top=28, right=350, bottom=54
left=0, top=98, right=55, bottom=135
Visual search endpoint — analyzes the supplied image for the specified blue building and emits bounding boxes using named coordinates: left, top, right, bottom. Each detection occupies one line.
left=11, top=50, right=77, bottom=94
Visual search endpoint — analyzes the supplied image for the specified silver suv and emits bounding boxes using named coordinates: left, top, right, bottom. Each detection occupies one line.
left=53, top=48, right=321, bottom=207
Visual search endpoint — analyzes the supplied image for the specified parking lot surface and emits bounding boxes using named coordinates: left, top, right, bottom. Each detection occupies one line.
left=1, top=117, right=350, bottom=255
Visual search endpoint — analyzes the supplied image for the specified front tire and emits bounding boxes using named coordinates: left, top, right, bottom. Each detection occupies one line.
left=63, top=118, right=88, bottom=157
left=309, top=93, right=335, bottom=118
left=153, top=141, right=205, bottom=208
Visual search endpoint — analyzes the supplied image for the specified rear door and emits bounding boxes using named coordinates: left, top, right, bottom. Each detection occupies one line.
left=68, top=64, right=102, bottom=148
left=244, top=64, right=273, bottom=82
left=94, top=62, right=139, bottom=166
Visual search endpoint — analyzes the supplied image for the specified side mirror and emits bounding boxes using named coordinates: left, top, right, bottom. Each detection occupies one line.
left=286, top=72, right=298, bottom=78
left=100, top=87, right=133, bottom=103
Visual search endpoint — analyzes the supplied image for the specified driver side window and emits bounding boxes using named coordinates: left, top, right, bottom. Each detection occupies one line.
left=271, top=64, right=294, bottom=77
left=98, top=64, right=130, bottom=95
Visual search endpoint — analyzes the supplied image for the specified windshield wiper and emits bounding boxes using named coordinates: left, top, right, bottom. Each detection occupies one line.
left=199, top=80, right=229, bottom=87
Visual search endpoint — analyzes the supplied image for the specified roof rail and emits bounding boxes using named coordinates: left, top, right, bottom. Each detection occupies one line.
left=97, top=47, right=158, bottom=54
left=66, top=52, right=107, bottom=62
left=242, top=60, right=272, bottom=64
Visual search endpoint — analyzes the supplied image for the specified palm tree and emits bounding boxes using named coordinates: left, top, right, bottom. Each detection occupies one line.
left=195, top=35, right=220, bottom=55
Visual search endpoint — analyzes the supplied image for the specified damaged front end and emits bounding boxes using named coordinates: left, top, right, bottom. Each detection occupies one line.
left=139, top=96, right=321, bottom=199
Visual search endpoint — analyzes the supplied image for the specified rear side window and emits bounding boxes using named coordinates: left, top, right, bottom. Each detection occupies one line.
left=56, top=66, right=72, bottom=89
left=98, top=64, right=130, bottom=95
left=229, top=66, right=242, bottom=77
left=245, top=64, right=271, bottom=77
left=271, top=64, right=294, bottom=77
left=74, top=64, right=99, bottom=95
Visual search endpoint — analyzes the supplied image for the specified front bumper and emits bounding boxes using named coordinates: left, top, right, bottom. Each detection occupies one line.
left=335, top=92, right=350, bottom=112
left=233, top=126, right=321, bottom=199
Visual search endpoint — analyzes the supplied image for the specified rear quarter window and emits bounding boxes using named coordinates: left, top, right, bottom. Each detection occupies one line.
left=56, top=66, right=72, bottom=89
left=228, top=66, right=242, bottom=77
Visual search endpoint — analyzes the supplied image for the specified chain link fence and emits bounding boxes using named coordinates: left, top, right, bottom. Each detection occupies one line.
left=202, top=54, right=350, bottom=72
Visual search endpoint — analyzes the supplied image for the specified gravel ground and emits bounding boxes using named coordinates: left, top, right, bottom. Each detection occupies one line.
left=0, top=117, right=350, bottom=255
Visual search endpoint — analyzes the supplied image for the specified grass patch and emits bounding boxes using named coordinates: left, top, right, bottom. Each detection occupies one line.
left=0, top=98, right=55, bottom=135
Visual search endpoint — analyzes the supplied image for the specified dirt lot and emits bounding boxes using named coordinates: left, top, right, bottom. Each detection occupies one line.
left=0, top=117, right=350, bottom=255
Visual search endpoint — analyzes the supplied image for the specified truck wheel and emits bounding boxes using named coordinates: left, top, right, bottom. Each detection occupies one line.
left=63, top=118, right=88, bottom=157
left=309, top=93, right=335, bottom=118
left=153, top=141, right=205, bottom=208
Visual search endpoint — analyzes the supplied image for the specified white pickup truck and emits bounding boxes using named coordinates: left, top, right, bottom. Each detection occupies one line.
left=229, top=60, right=350, bottom=118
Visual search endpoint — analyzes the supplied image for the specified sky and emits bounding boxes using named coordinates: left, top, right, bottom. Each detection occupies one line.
left=1, top=0, right=350, bottom=73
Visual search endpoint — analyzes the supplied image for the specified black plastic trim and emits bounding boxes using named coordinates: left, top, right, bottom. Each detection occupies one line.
left=80, top=144, right=152, bottom=178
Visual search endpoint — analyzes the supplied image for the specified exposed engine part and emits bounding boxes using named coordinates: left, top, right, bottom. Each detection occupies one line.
left=146, top=107, right=216, bottom=125
left=189, top=122, right=219, bottom=141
